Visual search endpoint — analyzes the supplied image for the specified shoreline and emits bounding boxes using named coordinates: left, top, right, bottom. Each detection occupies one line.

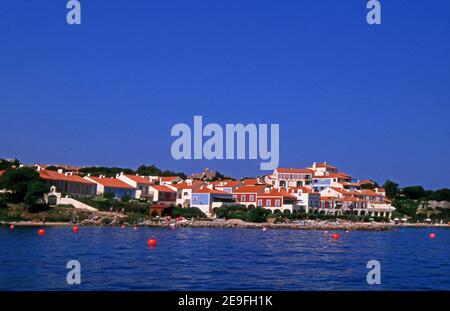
left=3, top=220, right=449, bottom=231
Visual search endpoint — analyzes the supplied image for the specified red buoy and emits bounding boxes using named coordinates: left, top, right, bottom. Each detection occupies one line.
left=72, top=226, right=79, bottom=233
left=331, top=233, right=340, bottom=240
left=38, top=229, right=46, bottom=236
left=429, top=233, right=437, bottom=239
left=9, top=224, right=14, bottom=230
left=147, top=239, right=158, bottom=247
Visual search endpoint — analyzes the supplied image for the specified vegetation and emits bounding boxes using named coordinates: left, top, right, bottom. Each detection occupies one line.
left=213, top=204, right=271, bottom=223
left=0, top=167, right=50, bottom=211
left=0, top=197, right=7, bottom=209
left=135, top=164, right=186, bottom=179
left=171, top=206, right=207, bottom=219
left=0, top=204, right=91, bottom=223
left=78, top=166, right=134, bottom=178
left=77, top=197, right=149, bottom=214
left=381, top=178, right=450, bottom=222
left=383, top=180, right=399, bottom=197
left=0, top=158, right=21, bottom=170
left=205, top=171, right=226, bottom=182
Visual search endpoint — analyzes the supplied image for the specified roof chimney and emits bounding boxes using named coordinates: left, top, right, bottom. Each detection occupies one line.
left=58, top=169, right=63, bottom=174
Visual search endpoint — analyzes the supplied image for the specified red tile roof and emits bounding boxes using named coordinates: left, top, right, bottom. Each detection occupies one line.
left=86, top=176, right=135, bottom=189
left=160, top=176, right=180, bottom=182
left=259, top=188, right=297, bottom=199
left=241, top=178, right=259, bottom=185
left=150, top=185, right=176, bottom=193
left=329, top=187, right=351, bottom=195
left=172, top=181, right=203, bottom=189
left=316, top=162, right=337, bottom=169
left=39, top=169, right=95, bottom=185
left=313, top=172, right=351, bottom=179
left=359, top=189, right=382, bottom=196
left=359, top=179, right=375, bottom=185
left=193, top=187, right=230, bottom=195
left=212, top=180, right=240, bottom=188
left=0, top=170, right=4, bottom=176
left=276, top=168, right=314, bottom=174
left=233, top=185, right=267, bottom=194
left=123, top=174, right=153, bottom=185
left=288, top=186, right=318, bottom=194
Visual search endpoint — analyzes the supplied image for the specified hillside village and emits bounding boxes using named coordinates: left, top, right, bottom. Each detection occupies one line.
left=1, top=160, right=396, bottom=219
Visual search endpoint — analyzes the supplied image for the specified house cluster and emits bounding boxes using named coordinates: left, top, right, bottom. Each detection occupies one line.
left=32, top=161, right=395, bottom=218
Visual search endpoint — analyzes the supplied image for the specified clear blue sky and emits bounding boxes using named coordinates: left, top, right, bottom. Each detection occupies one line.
left=1, top=0, right=449, bottom=189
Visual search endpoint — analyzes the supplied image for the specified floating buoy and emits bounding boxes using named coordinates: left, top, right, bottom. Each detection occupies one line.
left=9, top=224, right=14, bottom=230
left=147, top=239, right=158, bottom=247
left=38, top=229, right=46, bottom=236
left=262, top=227, right=267, bottom=231
left=331, top=233, right=340, bottom=240
left=121, top=224, right=126, bottom=229
left=72, top=226, right=79, bottom=233
left=345, top=230, right=350, bottom=233
left=324, top=230, right=328, bottom=234
left=133, top=226, right=138, bottom=230
left=429, top=233, right=437, bottom=239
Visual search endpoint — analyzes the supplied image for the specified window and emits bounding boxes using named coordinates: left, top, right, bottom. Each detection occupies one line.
left=249, top=195, right=255, bottom=201
left=266, top=200, right=271, bottom=207
left=241, top=195, right=245, bottom=202
left=257, top=199, right=262, bottom=207
left=275, top=199, right=281, bottom=207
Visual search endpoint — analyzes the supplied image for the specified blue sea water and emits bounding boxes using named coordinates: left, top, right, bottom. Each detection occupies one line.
left=0, top=226, right=449, bottom=291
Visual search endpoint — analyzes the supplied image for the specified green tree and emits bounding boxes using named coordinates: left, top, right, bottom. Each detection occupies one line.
left=171, top=206, right=206, bottom=218
left=401, top=186, right=426, bottom=200
left=121, top=194, right=131, bottom=202
left=103, top=192, right=115, bottom=200
left=383, top=180, right=399, bottom=197
left=0, top=167, right=43, bottom=203
left=0, top=158, right=21, bottom=170
left=427, top=188, right=450, bottom=201
left=0, top=197, right=7, bottom=209
left=135, top=164, right=187, bottom=179
left=246, top=207, right=271, bottom=223
left=24, top=181, right=50, bottom=208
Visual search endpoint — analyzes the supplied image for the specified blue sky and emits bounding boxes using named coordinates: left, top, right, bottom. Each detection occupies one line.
left=0, top=0, right=449, bottom=189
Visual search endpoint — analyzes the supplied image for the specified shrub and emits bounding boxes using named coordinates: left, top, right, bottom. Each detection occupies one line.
left=121, top=195, right=131, bottom=202
left=213, top=204, right=247, bottom=219
left=246, top=207, right=271, bottom=223
left=77, top=197, right=149, bottom=214
left=126, top=213, right=147, bottom=224
left=103, top=192, right=115, bottom=200
left=172, top=207, right=207, bottom=219
left=0, top=198, right=7, bottom=209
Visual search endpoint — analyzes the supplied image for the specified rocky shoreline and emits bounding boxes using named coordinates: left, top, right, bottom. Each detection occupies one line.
left=4, top=219, right=448, bottom=231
